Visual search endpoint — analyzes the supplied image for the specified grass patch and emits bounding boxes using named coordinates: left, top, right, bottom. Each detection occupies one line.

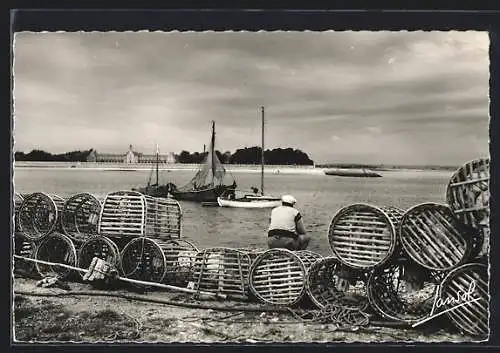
left=14, top=298, right=142, bottom=342
left=94, top=309, right=123, bottom=321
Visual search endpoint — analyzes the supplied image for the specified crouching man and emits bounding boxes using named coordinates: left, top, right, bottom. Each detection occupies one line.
left=267, top=195, right=311, bottom=251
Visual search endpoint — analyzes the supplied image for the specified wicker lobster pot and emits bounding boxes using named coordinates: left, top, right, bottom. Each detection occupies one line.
left=18, top=192, right=65, bottom=241
left=306, top=257, right=370, bottom=311
left=61, top=193, right=102, bottom=244
left=328, top=204, right=404, bottom=270
left=14, top=192, right=24, bottom=232
left=160, top=238, right=198, bottom=286
left=14, top=234, right=37, bottom=274
left=399, top=203, right=473, bottom=271
left=78, top=236, right=121, bottom=276
left=98, top=191, right=182, bottom=243
left=119, top=237, right=167, bottom=284
left=190, top=247, right=253, bottom=299
left=367, top=258, right=441, bottom=324
left=34, top=232, right=77, bottom=279
left=248, top=249, right=322, bottom=306
left=439, top=263, right=489, bottom=337
left=446, top=158, right=490, bottom=230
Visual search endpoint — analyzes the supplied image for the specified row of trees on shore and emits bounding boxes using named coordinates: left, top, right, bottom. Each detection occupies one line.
left=14, top=147, right=315, bottom=165
left=14, top=150, right=91, bottom=162
left=178, top=147, right=314, bottom=165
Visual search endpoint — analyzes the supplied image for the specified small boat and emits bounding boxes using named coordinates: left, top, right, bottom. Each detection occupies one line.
left=169, top=121, right=237, bottom=203
left=324, top=168, right=382, bottom=178
left=217, top=106, right=281, bottom=208
left=134, top=144, right=174, bottom=198
left=218, top=190, right=281, bottom=208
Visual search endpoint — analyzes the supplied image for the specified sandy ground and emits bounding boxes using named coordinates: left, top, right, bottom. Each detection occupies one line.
left=12, top=276, right=477, bottom=344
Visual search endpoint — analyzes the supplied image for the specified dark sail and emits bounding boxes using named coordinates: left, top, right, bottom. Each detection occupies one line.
left=171, top=121, right=236, bottom=202
left=177, top=121, right=228, bottom=192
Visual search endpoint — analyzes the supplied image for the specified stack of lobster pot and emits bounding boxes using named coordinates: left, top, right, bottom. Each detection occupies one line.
left=98, top=190, right=195, bottom=285
left=15, top=192, right=79, bottom=279
left=440, top=158, right=490, bottom=338
left=248, top=249, right=322, bottom=306
left=13, top=193, right=36, bottom=274
left=57, top=192, right=117, bottom=278
left=369, top=202, right=474, bottom=325
left=326, top=204, right=405, bottom=318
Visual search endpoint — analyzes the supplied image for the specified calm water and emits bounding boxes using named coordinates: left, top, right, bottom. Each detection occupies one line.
left=13, top=168, right=454, bottom=256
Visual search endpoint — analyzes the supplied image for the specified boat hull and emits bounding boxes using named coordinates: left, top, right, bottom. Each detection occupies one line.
left=324, top=168, right=382, bottom=178
left=217, top=197, right=281, bottom=208
left=134, top=185, right=172, bottom=198
left=172, top=185, right=234, bottom=202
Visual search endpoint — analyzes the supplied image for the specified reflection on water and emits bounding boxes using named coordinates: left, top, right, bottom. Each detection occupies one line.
left=13, top=168, right=453, bottom=256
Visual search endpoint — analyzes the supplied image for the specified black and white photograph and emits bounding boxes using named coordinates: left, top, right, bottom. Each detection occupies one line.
left=12, top=30, right=490, bottom=343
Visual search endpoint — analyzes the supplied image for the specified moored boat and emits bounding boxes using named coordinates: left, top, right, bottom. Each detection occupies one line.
left=134, top=144, right=174, bottom=198
left=324, top=168, right=382, bottom=178
left=217, top=106, right=281, bottom=208
left=217, top=190, right=281, bottom=208
left=169, top=121, right=237, bottom=202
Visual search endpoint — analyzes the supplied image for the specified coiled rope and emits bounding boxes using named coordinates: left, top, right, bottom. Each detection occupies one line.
left=287, top=304, right=371, bottom=327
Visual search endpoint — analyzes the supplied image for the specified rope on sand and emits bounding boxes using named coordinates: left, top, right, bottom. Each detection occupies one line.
left=13, top=289, right=409, bottom=329
left=13, top=289, right=290, bottom=313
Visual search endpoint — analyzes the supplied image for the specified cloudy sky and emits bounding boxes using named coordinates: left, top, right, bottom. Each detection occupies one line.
left=13, top=31, right=489, bottom=165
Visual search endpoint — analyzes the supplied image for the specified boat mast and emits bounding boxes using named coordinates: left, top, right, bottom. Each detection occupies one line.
left=155, top=143, right=159, bottom=186
left=211, top=120, right=216, bottom=183
left=261, top=106, right=265, bottom=196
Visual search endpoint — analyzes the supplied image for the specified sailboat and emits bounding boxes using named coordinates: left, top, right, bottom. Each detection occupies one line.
left=169, top=121, right=237, bottom=202
left=135, top=144, right=173, bottom=198
left=217, top=107, right=281, bottom=208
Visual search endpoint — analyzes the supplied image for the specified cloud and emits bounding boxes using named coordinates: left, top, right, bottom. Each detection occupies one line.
left=12, top=31, right=489, bottom=165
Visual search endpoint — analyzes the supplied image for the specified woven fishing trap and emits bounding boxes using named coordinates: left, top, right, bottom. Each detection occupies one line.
left=14, top=192, right=25, bottom=233
left=160, top=238, right=199, bottom=286
left=236, top=247, right=266, bottom=261
left=367, top=257, right=442, bottom=324
left=439, top=263, right=489, bottom=337
left=14, top=234, right=37, bottom=274
left=98, top=190, right=182, bottom=242
left=305, top=256, right=370, bottom=311
left=34, top=232, right=78, bottom=279
left=248, top=248, right=322, bottom=306
left=446, top=158, right=490, bottom=229
left=119, top=237, right=167, bottom=284
left=78, top=236, right=121, bottom=276
left=399, top=203, right=473, bottom=271
left=190, top=247, right=252, bottom=299
left=18, top=192, right=65, bottom=241
left=61, top=192, right=102, bottom=243
left=328, top=204, right=404, bottom=270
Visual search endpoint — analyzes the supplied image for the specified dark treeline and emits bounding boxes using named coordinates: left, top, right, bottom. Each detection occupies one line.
left=171, top=147, right=314, bottom=165
left=229, top=147, right=314, bottom=165
left=14, top=146, right=315, bottom=165
left=14, top=149, right=92, bottom=162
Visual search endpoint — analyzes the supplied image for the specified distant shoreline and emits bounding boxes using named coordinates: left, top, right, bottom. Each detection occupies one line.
left=13, top=161, right=457, bottom=175
left=13, top=161, right=322, bottom=175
